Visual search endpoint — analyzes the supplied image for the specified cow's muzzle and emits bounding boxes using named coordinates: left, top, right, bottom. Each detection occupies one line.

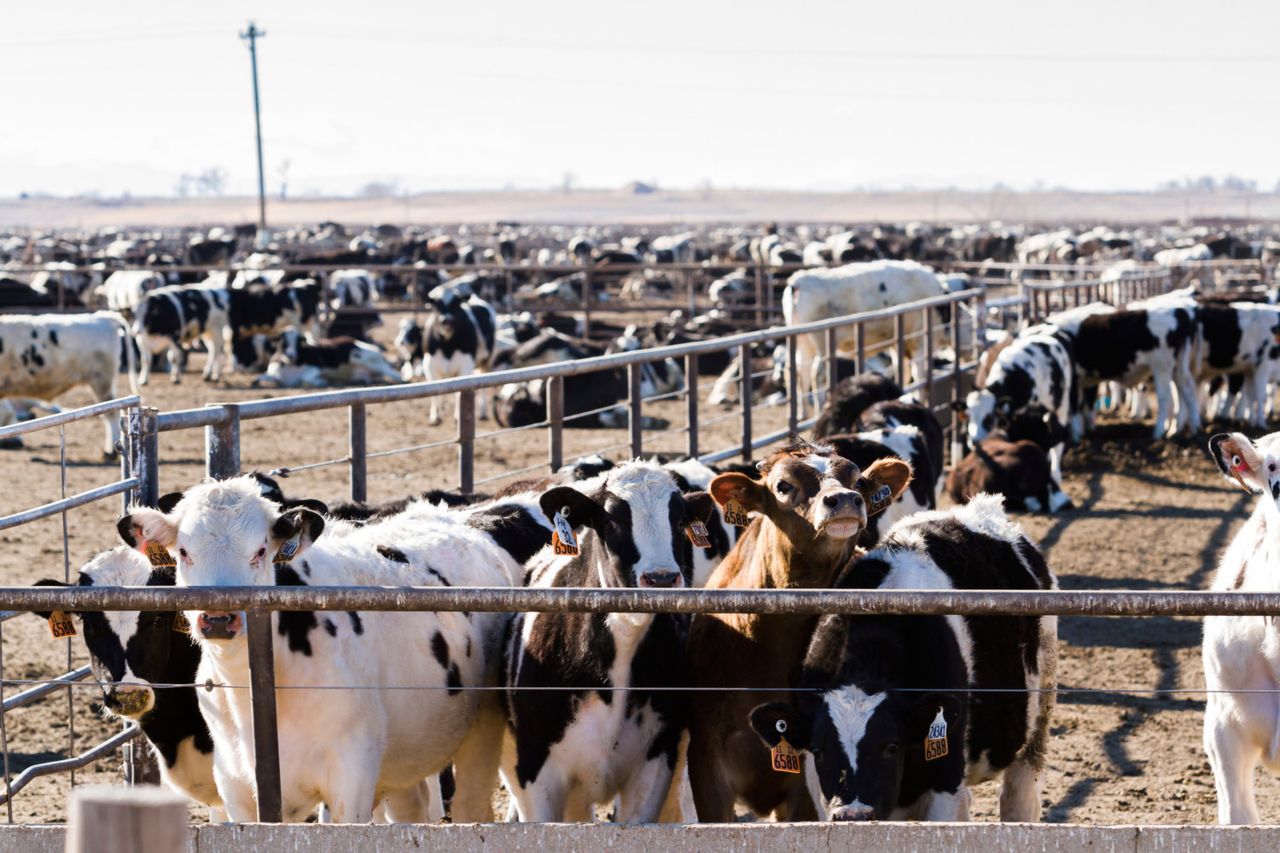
left=198, top=611, right=242, bottom=640
left=638, top=569, right=684, bottom=589
left=830, top=804, right=876, bottom=822
left=104, top=684, right=154, bottom=717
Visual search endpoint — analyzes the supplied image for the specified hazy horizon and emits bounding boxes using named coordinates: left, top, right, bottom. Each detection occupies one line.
left=7, top=1, right=1279, bottom=199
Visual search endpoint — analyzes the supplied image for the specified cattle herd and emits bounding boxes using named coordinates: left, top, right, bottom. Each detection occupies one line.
left=7, top=216, right=1280, bottom=827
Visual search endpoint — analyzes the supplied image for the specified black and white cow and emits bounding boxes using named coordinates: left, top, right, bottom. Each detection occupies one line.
left=33, top=548, right=221, bottom=818
left=0, top=312, right=137, bottom=455
left=417, top=285, right=498, bottom=425
left=258, top=332, right=402, bottom=388
left=329, top=269, right=381, bottom=309
left=502, top=462, right=716, bottom=822
left=855, top=399, right=944, bottom=498
left=748, top=496, right=1057, bottom=821
left=119, top=477, right=514, bottom=823
left=811, top=373, right=903, bottom=440
left=1189, top=302, right=1280, bottom=427
left=226, top=280, right=323, bottom=370
left=132, top=284, right=229, bottom=384
left=494, top=369, right=668, bottom=431
left=966, top=329, right=1073, bottom=510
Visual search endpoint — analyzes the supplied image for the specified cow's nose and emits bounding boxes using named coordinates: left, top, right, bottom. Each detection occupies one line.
left=639, top=570, right=682, bottom=589
left=106, top=684, right=153, bottom=716
left=198, top=611, right=242, bottom=640
left=831, top=805, right=876, bottom=822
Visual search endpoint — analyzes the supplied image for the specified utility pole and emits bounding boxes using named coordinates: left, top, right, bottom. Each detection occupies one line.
left=240, top=21, right=268, bottom=247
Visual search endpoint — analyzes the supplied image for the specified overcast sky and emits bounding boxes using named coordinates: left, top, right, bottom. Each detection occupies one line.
left=4, top=1, right=1278, bottom=197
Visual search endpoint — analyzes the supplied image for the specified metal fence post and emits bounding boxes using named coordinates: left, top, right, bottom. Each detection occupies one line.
left=685, top=353, right=699, bottom=458
left=923, top=308, right=934, bottom=408
left=127, top=407, right=160, bottom=508
left=205, top=404, right=239, bottom=479
left=754, top=265, right=765, bottom=327
left=629, top=363, right=644, bottom=459
left=580, top=269, right=592, bottom=338
left=894, top=313, right=906, bottom=388
left=457, top=390, right=475, bottom=493
left=740, top=343, right=753, bottom=462
left=348, top=403, right=367, bottom=503
left=547, top=376, right=564, bottom=473
left=786, top=334, right=799, bottom=436
left=950, top=305, right=963, bottom=467
left=245, top=609, right=282, bottom=823
left=828, top=326, right=842, bottom=401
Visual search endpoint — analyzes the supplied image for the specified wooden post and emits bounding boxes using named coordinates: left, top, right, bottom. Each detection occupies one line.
left=66, top=785, right=186, bottom=853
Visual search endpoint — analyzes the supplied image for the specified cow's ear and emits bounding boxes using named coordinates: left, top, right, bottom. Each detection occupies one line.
left=539, top=486, right=606, bottom=533
left=30, top=578, right=71, bottom=619
left=907, top=692, right=962, bottom=751
left=709, top=472, right=769, bottom=514
left=288, top=498, right=330, bottom=516
left=748, top=703, right=811, bottom=751
left=858, top=458, right=912, bottom=515
left=156, top=492, right=183, bottom=514
left=683, top=491, right=718, bottom=526
left=1210, top=432, right=1265, bottom=494
left=117, top=506, right=177, bottom=552
left=271, top=507, right=325, bottom=560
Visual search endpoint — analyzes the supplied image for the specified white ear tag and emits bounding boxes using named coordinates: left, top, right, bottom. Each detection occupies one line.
left=867, top=484, right=894, bottom=516
left=687, top=520, right=712, bottom=549
left=553, top=509, right=579, bottom=556
left=924, top=707, right=949, bottom=761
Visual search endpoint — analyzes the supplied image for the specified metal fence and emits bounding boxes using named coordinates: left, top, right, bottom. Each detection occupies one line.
left=0, top=396, right=146, bottom=820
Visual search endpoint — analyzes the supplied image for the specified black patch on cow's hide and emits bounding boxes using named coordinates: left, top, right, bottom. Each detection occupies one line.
left=48, top=330, right=58, bottom=346
left=1071, top=311, right=1159, bottom=379
left=347, top=611, right=364, bottom=635
left=323, top=618, right=338, bottom=637
left=426, top=566, right=452, bottom=586
left=274, top=565, right=318, bottom=656
left=376, top=545, right=409, bottom=563
left=465, top=504, right=551, bottom=566
left=447, top=663, right=463, bottom=696
left=431, top=630, right=450, bottom=669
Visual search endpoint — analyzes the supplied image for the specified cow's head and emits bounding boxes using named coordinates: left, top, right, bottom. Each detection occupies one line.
left=708, top=441, right=911, bottom=548
left=1210, top=432, right=1280, bottom=510
left=965, top=389, right=1000, bottom=444
left=117, top=477, right=325, bottom=644
left=539, top=462, right=716, bottom=590
left=32, top=547, right=192, bottom=719
left=749, top=688, right=962, bottom=821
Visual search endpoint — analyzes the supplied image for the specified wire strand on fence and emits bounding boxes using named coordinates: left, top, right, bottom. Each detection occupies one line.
left=473, top=419, right=552, bottom=441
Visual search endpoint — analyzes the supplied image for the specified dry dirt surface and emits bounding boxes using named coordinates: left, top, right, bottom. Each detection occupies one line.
left=0, top=343, right=1273, bottom=825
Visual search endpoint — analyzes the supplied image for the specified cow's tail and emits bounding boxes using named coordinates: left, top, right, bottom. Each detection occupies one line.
left=105, top=311, right=140, bottom=395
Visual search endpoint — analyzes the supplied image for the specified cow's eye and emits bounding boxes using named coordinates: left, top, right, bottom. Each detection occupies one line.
left=178, top=548, right=188, bottom=560
left=256, top=546, right=267, bottom=559
left=883, top=743, right=899, bottom=758
left=776, top=481, right=792, bottom=496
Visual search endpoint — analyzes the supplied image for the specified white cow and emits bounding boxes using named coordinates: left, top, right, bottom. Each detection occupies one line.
left=96, top=270, right=166, bottom=315
left=120, top=478, right=513, bottom=823
left=783, top=260, right=945, bottom=416
left=0, top=312, right=137, bottom=455
left=1203, top=431, right=1280, bottom=824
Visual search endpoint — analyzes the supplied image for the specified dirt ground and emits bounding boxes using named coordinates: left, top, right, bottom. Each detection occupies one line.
left=0, top=339, right=1272, bottom=825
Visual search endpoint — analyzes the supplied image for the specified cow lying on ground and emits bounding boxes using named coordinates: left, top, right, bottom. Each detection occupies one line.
left=1204, top=431, right=1280, bottom=823
left=502, top=462, right=715, bottom=822
left=256, top=332, right=402, bottom=388
left=749, top=495, right=1057, bottom=821
left=119, top=477, right=512, bottom=822
left=0, top=312, right=137, bottom=456
left=687, top=441, right=911, bottom=821
left=948, top=405, right=1070, bottom=512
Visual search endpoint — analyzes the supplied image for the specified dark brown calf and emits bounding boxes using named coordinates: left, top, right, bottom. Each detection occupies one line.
left=687, top=441, right=911, bottom=822
left=945, top=436, right=1061, bottom=512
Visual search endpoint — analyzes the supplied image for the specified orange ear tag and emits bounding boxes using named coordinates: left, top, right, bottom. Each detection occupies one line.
left=770, top=739, right=801, bottom=774
left=924, top=707, right=949, bottom=762
left=687, top=520, right=712, bottom=549
left=48, top=611, right=76, bottom=639
left=552, top=510, right=579, bottom=556
left=145, top=542, right=176, bottom=568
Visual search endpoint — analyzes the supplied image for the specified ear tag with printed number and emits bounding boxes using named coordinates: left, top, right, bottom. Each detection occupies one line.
left=48, top=611, right=76, bottom=639
left=274, top=536, right=300, bottom=564
left=723, top=499, right=750, bottom=528
left=867, top=484, right=894, bottom=516
left=552, top=509, right=579, bottom=556
left=145, top=541, right=176, bottom=568
left=687, top=520, right=712, bottom=549
left=769, top=720, right=801, bottom=773
left=173, top=612, right=191, bottom=635
left=924, top=707, right=949, bottom=762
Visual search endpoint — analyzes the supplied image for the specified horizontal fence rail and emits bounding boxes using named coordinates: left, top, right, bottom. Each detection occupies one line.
left=11, top=586, right=1280, bottom=618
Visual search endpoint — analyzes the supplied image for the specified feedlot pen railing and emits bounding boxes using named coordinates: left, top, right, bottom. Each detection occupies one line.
left=0, top=396, right=147, bottom=819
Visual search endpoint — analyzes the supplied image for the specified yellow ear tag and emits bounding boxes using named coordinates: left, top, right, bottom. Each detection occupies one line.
left=687, top=520, right=712, bottom=549
left=145, top=542, right=176, bottom=568
left=552, top=510, right=579, bottom=556
left=770, top=738, right=801, bottom=774
left=924, top=707, right=949, bottom=762
left=867, top=484, right=894, bottom=516
left=173, top=612, right=190, bottom=635
left=723, top=500, right=750, bottom=528
left=48, top=611, right=76, bottom=639
left=274, top=536, right=300, bottom=564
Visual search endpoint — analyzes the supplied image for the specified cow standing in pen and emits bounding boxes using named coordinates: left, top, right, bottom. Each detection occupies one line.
left=502, top=462, right=717, bottom=822
left=414, top=284, right=498, bottom=425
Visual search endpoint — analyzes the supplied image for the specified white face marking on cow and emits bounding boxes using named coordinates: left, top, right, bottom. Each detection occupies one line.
left=822, top=686, right=886, bottom=811
left=598, top=464, right=685, bottom=590
left=802, top=454, right=833, bottom=476
left=165, top=479, right=279, bottom=595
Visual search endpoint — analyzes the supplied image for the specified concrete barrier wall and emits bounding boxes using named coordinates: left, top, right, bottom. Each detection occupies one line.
left=4, top=823, right=1280, bottom=853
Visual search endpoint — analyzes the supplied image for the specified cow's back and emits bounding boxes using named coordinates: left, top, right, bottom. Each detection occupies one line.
left=0, top=313, right=118, bottom=399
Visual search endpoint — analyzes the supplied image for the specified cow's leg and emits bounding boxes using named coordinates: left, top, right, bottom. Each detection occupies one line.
left=204, top=330, right=224, bottom=382
left=137, top=337, right=152, bottom=385
left=687, top=739, right=736, bottom=823
left=1175, top=349, right=1202, bottom=434
left=216, top=770, right=258, bottom=822
left=657, top=734, right=692, bottom=823
left=449, top=703, right=503, bottom=822
left=168, top=338, right=183, bottom=384
left=87, top=373, right=120, bottom=457
left=997, top=758, right=1042, bottom=821
left=1152, top=372, right=1174, bottom=438
left=616, top=755, right=676, bottom=824
left=382, top=779, right=434, bottom=823
left=1048, top=442, right=1064, bottom=484
left=323, top=767, right=377, bottom=824
left=1205, top=705, right=1260, bottom=824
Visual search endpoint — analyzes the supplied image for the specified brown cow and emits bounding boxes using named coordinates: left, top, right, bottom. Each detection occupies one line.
left=687, top=440, right=912, bottom=822
left=946, top=437, right=1069, bottom=513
